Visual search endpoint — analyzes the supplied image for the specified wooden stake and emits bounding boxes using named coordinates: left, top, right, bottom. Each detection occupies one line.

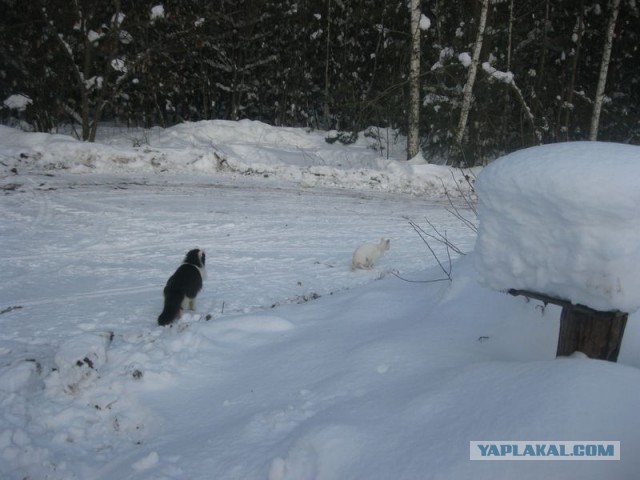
left=508, top=289, right=628, bottom=362
left=557, top=305, right=628, bottom=362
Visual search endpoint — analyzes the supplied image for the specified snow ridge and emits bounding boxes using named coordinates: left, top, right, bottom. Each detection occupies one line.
left=0, top=121, right=475, bottom=198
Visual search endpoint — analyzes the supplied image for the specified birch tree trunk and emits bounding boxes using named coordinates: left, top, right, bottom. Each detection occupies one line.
left=589, top=0, right=621, bottom=141
left=454, top=0, right=489, bottom=148
left=407, top=0, right=421, bottom=160
left=323, top=0, right=332, bottom=130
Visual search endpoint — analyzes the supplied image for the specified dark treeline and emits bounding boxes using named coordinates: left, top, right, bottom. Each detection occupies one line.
left=1, top=0, right=638, bottom=165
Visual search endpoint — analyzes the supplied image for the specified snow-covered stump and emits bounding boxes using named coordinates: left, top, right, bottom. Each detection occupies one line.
left=474, top=142, right=640, bottom=362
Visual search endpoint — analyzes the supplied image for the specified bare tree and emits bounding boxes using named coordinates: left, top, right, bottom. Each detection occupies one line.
left=589, top=0, right=621, bottom=140
left=454, top=0, right=489, bottom=148
left=407, top=0, right=421, bottom=160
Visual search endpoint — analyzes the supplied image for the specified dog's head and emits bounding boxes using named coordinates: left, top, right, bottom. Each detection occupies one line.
left=184, top=248, right=205, bottom=267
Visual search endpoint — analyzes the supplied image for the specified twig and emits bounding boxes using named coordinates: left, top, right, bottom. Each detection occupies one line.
left=0, top=305, right=23, bottom=315
left=440, top=177, right=478, bottom=233
left=389, top=271, right=451, bottom=284
left=408, top=217, right=464, bottom=256
left=408, top=220, right=452, bottom=281
left=403, top=178, right=478, bottom=283
left=443, top=229, right=453, bottom=276
left=453, top=168, right=478, bottom=214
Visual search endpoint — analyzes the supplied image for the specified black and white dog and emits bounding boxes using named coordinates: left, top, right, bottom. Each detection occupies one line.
left=158, top=248, right=206, bottom=326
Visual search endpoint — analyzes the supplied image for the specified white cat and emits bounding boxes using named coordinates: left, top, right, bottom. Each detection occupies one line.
left=352, top=238, right=390, bottom=270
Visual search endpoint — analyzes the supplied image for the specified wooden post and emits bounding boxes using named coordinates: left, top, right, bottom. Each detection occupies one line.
left=557, top=305, right=628, bottom=362
left=508, top=289, right=628, bottom=362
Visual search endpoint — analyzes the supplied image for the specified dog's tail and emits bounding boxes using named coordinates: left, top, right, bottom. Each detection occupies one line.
left=158, top=289, right=184, bottom=326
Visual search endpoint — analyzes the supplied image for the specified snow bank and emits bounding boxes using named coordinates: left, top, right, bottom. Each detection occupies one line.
left=0, top=121, right=474, bottom=197
left=474, top=141, right=640, bottom=313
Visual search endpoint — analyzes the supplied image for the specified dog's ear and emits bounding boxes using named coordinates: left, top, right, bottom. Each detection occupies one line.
left=200, top=250, right=206, bottom=266
left=184, top=249, right=199, bottom=264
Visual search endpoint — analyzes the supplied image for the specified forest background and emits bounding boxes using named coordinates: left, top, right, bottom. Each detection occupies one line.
left=1, top=0, right=638, bottom=166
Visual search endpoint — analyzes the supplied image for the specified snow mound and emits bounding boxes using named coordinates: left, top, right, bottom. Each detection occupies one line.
left=0, top=361, right=44, bottom=395
left=474, top=141, right=640, bottom=313
left=132, top=450, right=159, bottom=471
left=268, top=425, right=364, bottom=480
left=0, top=121, right=474, bottom=197
left=52, top=332, right=113, bottom=394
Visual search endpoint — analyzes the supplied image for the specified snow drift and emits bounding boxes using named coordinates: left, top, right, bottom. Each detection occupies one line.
left=474, top=141, right=640, bottom=313
left=0, top=121, right=475, bottom=197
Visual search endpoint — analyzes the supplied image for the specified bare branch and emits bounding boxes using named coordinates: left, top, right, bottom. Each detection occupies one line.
left=389, top=271, right=451, bottom=284
left=439, top=177, right=478, bottom=233
left=408, top=217, right=464, bottom=256
left=408, top=220, right=452, bottom=281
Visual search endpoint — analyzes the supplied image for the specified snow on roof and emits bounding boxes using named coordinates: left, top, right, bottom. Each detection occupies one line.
left=474, top=141, right=640, bottom=313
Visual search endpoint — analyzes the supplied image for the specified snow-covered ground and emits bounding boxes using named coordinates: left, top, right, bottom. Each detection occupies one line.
left=1, top=122, right=639, bottom=479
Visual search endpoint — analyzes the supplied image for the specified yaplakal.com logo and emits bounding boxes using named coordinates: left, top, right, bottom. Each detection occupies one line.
left=469, top=441, right=620, bottom=461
